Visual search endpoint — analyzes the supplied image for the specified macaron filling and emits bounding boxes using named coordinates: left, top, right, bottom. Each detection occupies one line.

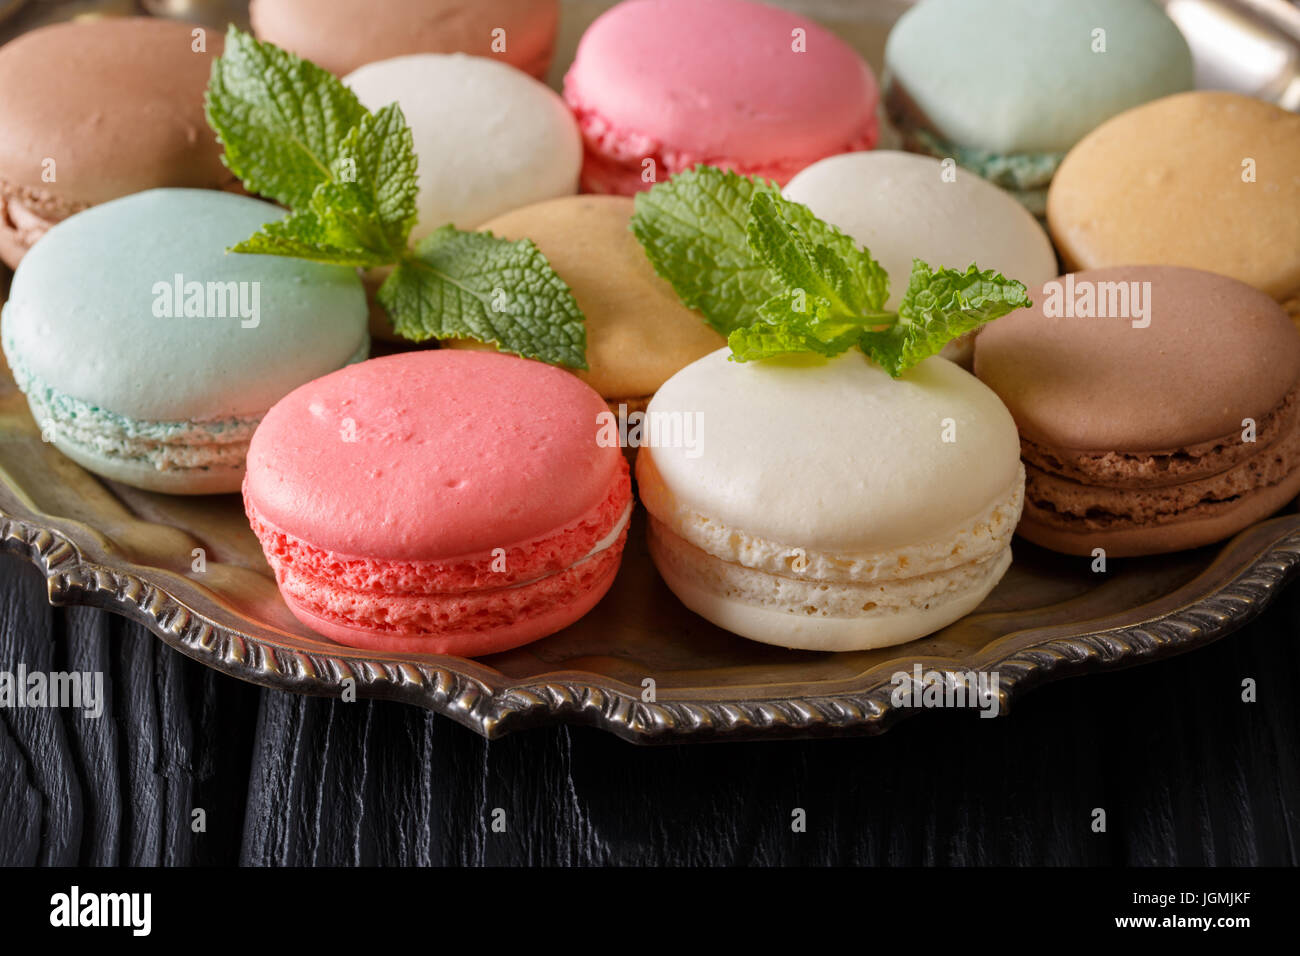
left=1022, top=385, right=1300, bottom=534
left=645, top=476, right=1022, bottom=621
left=3, top=331, right=368, bottom=475
left=567, top=96, right=879, bottom=194
left=247, top=466, right=631, bottom=641
left=884, top=86, right=1062, bottom=197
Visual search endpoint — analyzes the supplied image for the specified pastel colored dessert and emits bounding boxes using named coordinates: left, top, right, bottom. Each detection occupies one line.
left=344, top=53, right=581, bottom=340
left=784, top=151, right=1057, bottom=365
left=0, top=18, right=233, bottom=268
left=243, top=350, right=633, bottom=655
left=1047, top=92, right=1300, bottom=324
left=563, top=0, right=879, bottom=195
left=345, top=54, right=580, bottom=240
left=1, top=189, right=368, bottom=494
left=884, top=0, right=1193, bottom=214
left=444, top=195, right=724, bottom=412
left=974, top=266, right=1300, bottom=557
left=638, top=349, right=1024, bottom=651
left=251, top=0, right=559, bottom=79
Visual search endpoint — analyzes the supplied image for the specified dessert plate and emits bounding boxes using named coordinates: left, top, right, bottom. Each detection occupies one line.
left=2, top=361, right=1298, bottom=742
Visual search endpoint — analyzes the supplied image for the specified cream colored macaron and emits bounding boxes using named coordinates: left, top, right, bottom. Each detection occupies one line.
left=637, top=348, right=1024, bottom=651
left=784, top=151, right=1058, bottom=365
left=1047, top=92, right=1300, bottom=320
left=443, top=195, right=724, bottom=411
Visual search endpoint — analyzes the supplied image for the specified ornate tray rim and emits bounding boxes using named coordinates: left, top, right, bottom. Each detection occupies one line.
left=3, top=498, right=1299, bottom=744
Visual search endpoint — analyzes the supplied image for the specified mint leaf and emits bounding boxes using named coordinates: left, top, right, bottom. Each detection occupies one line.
left=378, top=226, right=587, bottom=369
left=728, top=313, right=862, bottom=362
left=746, top=190, right=890, bottom=324
left=230, top=102, right=419, bottom=267
left=205, top=25, right=369, bottom=209
left=630, top=166, right=781, bottom=334
left=860, top=262, right=1031, bottom=377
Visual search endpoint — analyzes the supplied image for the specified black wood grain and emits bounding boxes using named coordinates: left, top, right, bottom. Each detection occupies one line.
left=1, top=554, right=1296, bottom=866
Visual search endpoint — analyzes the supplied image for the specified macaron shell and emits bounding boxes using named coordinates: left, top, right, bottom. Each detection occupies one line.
left=974, top=266, right=1300, bottom=452
left=884, top=0, right=1192, bottom=154
left=645, top=349, right=1022, bottom=554
left=1047, top=92, right=1300, bottom=303
left=783, top=151, right=1057, bottom=310
left=446, top=195, right=724, bottom=400
left=2, top=189, right=368, bottom=423
left=244, top=350, right=621, bottom=561
left=563, top=0, right=878, bottom=185
left=250, top=0, right=559, bottom=79
left=344, top=54, right=580, bottom=237
left=0, top=19, right=229, bottom=204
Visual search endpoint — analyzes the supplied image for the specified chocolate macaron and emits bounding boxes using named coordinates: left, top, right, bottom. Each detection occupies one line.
left=975, top=266, right=1300, bottom=556
left=0, top=18, right=232, bottom=268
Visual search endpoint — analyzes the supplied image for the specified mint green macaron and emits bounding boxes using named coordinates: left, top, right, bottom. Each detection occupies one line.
left=884, top=0, right=1193, bottom=213
left=2, top=188, right=368, bottom=494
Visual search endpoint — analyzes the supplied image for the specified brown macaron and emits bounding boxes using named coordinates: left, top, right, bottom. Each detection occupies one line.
left=0, top=18, right=232, bottom=268
left=250, top=0, right=560, bottom=80
left=442, top=195, right=724, bottom=413
left=974, top=265, right=1300, bottom=557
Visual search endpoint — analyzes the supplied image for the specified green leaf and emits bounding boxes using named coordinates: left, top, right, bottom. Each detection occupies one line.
left=228, top=103, right=419, bottom=268
left=728, top=315, right=860, bottom=362
left=746, top=191, right=890, bottom=323
left=630, top=166, right=781, bottom=335
left=204, top=25, right=370, bottom=210
left=378, top=226, right=587, bottom=369
left=860, top=261, right=1032, bottom=377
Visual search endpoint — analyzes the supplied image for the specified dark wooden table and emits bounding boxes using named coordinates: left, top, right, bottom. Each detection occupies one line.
left=1, top=552, right=1297, bottom=867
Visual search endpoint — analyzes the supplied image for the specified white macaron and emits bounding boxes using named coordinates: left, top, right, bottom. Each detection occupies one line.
left=637, top=348, right=1025, bottom=651
left=784, top=151, right=1056, bottom=364
left=344, top=53, right=581, bottom=237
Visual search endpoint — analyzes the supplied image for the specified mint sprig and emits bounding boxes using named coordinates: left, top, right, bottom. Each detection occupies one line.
left=631, top=165, right=1031, bottom=377
left=204, top=26, right=586, bottom=369
left=379, top=226, right=586, bottom=369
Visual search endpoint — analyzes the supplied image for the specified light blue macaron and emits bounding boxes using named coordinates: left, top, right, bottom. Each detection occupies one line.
left=2, top=188, right=369, bottom=494
left=884, top=0, right=1194, bottom=213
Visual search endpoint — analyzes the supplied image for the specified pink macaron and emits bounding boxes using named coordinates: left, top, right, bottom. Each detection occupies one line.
left=243, top=351, right=632, bottom=657
left=563, top=0, right=879, bottom=195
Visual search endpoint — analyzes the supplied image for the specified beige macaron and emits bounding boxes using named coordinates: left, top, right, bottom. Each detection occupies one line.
left=442, top=195, right=724, bottom=411
left=1047, top=92, right=1300, bottom=322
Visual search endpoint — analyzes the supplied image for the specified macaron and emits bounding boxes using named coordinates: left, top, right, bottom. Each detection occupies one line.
left=1047, top=92, right=1300, bottom=322
left=250, top=0, right=559, bottom=79
left=974, top=266, right=1300, bottom=557
left=444, top=195, right=724, bottom=412
left=0, top=18, right=233, bottom=268
left=344, top=53, right=580, bottom=339
left=1, top=189, right=368, bottom=494
left=884, top=0, right=1193, bottom=214
left=637, top=349, right=1024, bottom=651
left=344, top=54, right=580, bottom=241
left=783, top=151, right=1058, bottom=365
left=562, top=0, right=879, bottom=196
left=243, top=350, right=633, bottom=656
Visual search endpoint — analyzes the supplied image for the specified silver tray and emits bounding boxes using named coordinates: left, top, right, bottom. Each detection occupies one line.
left=1, top=0, right=1298, bottom=744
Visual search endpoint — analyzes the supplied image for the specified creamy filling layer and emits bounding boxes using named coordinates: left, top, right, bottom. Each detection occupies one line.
left=639, top=451, right=1024, bottom=585
left=4, top=332, right=369, bottom=472
left=1024, top=418, right=1300, bottom=531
